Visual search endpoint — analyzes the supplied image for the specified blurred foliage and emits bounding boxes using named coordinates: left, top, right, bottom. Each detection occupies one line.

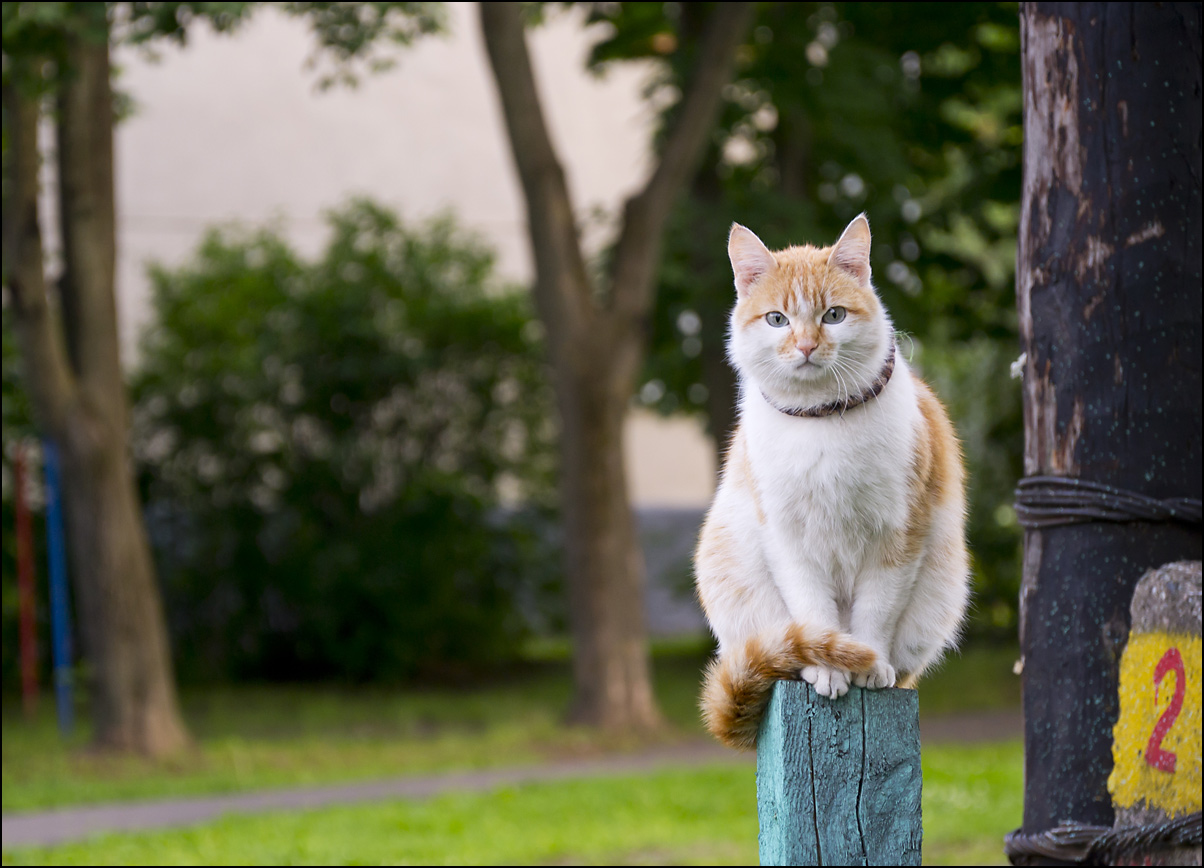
left=2, top=2, right=110, bottom=96
left=129, top=200, right=561, bottom=683
left=282, top=2, right=446, bottom=89
left=581, top=1, right=1024, bottom=640
left=3, top=2, right=443, bottom=97
left=0, top=1, right=493, bottom=693
left=2, top=3, right=256, bottom=98
left=116, top=2, right=255, bottom=45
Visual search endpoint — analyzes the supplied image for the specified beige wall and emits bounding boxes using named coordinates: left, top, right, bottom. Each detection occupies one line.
left=110, top=4, right=716, bottom=508
left=624, top=410, right=717, bottom=508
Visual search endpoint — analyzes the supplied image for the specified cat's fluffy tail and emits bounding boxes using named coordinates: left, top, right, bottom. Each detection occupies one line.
left=700, top=624, right=877, bottom=750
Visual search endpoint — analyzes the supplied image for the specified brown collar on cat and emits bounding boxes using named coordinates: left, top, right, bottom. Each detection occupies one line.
left=763, top=341, right=896, bottom=418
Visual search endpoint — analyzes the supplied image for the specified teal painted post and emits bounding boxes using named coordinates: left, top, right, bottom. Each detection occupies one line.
left=757, top=681, right=922, bottom=866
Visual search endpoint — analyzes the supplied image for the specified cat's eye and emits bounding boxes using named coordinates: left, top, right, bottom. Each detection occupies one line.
left=822, top=306, right=847, bottom=324
left=765, top=311, right=789, bottom=328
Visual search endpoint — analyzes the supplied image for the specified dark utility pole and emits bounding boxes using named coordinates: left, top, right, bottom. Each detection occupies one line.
left=1012, top=2, right=1201, bottom=864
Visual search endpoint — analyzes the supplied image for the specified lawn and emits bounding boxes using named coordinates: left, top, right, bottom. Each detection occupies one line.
left=2, top=639, right=1022, bottom=865
left=1, top=639, right=1020, bottom=813
left=2, top=741, right=1023, bottom=865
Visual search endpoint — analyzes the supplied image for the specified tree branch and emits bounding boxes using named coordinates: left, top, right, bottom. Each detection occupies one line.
left=2, top=80, right=80, bottom=441
left=478, top=1, right=593, bottom=339
left=608, top=2, right=754, bottom=324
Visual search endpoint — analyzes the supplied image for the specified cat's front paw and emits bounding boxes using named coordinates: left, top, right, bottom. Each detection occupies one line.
left=800, top=664, right=851, bottom=699
left=853, top=660, right=896, bottom=690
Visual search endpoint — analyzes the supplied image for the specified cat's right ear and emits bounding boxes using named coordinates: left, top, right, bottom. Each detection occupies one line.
left=728, top=224, right=775, bottom=298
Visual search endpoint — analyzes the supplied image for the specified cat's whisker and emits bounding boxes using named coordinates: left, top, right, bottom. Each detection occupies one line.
left=829, top=360, right=852, bottom=403
left=828, top=356, right=866, bottom=401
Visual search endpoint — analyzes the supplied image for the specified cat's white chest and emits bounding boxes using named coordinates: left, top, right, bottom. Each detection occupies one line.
left=743, top=374, right=918, bottom=569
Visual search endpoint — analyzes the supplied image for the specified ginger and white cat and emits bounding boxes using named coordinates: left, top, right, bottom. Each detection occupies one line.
left=695, top=214, right=969, bottom=749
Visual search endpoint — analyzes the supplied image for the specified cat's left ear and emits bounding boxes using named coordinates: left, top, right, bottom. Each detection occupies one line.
left=828, top=213, right=872, bottom=287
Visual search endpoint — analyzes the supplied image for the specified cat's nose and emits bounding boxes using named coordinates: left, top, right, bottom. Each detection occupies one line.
left=796, top=339, right=818, bottom=358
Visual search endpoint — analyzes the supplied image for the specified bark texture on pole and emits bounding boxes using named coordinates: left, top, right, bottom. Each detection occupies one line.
left=1015, top=1, right=1201, bottom=859
left=3, top=16, right=190, bottom=756
left=478, top=1, right=754, bottom=729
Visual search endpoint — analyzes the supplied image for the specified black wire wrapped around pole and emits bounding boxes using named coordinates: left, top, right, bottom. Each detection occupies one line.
left=1003, top=811, right=1202, bottom=865
left=1015, top=476, right=1203, bottom=530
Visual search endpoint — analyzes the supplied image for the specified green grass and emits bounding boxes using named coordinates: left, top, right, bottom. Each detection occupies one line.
left=921, top=739, right=1024, bottom=865
left=1, top=640, right=1020, bottom=813
left=1, top=642, right=707, bottom=813
left=914, top=641, right=1020, bottom=716
left=2, top=641, right=1022, bottom=865
left=2, top=741, right=1022, bottom=866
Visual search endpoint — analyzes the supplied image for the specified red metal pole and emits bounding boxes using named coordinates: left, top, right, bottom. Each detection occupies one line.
left=15, top=443, right=39, bottom=716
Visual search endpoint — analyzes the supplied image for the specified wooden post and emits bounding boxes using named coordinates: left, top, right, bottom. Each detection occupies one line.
left=757, top=681, right=922, bottom=866
left=1015, top=3, right=1202, bottom=859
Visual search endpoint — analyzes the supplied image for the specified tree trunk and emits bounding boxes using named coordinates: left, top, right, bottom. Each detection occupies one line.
left=479, top=1, right=753, bottom=730
left=1013, top=3, right=1201, bottom=860
left=3, top=13, right=190, bottom=756
left=558, top=348, right=659, bottom=727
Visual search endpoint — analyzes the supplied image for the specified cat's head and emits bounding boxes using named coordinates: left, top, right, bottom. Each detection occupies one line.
left=726, top=214, right=893, bottom=408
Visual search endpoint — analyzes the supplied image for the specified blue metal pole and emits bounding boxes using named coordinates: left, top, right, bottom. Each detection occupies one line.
left=42, top=440, right=75, bottom=737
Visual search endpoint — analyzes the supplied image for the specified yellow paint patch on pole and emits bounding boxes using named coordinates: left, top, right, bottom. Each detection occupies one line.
left=1109, top=632, right=1202, bottom=817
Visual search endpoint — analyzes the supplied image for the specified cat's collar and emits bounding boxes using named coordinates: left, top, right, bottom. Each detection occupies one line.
left=762, top=341, right=896, bottom=419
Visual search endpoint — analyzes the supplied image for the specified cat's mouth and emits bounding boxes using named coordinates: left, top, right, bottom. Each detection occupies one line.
left=793, top=358, right=825, bottom=374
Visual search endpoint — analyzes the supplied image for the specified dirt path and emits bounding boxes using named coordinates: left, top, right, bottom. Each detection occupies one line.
left=2, top=710, right=1022, bottom=849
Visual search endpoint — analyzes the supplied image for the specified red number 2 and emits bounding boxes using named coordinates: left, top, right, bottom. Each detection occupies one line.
left=1144, top=647, right=1184, bottom=773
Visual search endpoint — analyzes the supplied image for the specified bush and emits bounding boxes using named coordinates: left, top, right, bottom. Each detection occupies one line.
left=132, top=200, right=560, bottom=683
